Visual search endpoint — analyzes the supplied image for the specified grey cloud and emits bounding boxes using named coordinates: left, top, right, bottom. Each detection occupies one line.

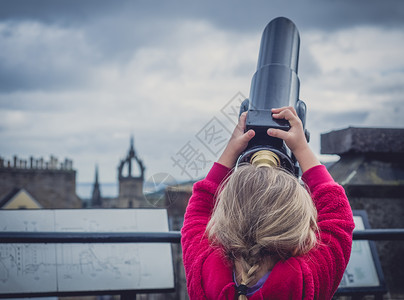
left=362, top=99, right=404, bottom=128
left=0, top=5, right=189, bottom=93
left=0, top=61, right=91, bottom=93
left=1, top=0, right=403, bottom=182
left=365, top=74, right=404, bottom=96
left=1, top=0, right=403, bottom=94
left=2, top=1, right=404, bottom=31
left=0, top=96, right=70, bottom=112
left=298, top=46, right=322, bottom=79
left=0, top=21, right=99, bottom=93
left=0, top=0, right=118, bottom=25
left=310, top=110, right=369, bottom=129
left=199, top=1, right=404, bottom=32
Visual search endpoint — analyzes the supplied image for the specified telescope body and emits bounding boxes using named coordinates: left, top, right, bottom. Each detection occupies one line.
left=238, top=17, right=307, bottom=175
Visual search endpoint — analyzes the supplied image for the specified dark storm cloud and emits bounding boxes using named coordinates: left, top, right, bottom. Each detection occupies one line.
left=0, top=1, right=186, bottom=93
left=0, top=20, right=97, bottom=93
left=1, top=0, right=403, bottom=93
left=2, top=1, right=404, bottom=30
left=0, top=59, right=90, bottom=93
left=182, top=0, right=404, bottom=34
left=0, top=0, right=118, bottom=24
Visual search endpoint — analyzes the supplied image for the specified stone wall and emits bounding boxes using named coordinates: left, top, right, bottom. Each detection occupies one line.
left=0, top=155, right=81, bottom=208
left=322, top=127, right=404, bottom=297
left=347, top=197, right=404, bottom=296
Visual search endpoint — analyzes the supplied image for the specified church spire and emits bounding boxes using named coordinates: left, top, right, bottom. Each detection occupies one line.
left=129, top=135, right=135, bottom=157
left=95, top=165, right=99, bottom=184
left=91, top=164, right=102, bottom=207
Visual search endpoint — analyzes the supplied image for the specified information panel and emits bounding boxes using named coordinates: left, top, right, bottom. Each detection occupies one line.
left=338, top=210, right=386, bottom=295
left=0, top=209, right=174, bottom=296
left=339, top=216, right=379, bottom=287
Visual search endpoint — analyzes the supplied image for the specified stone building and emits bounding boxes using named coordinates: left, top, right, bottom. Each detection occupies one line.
left=92, top=137, right=147, bottom=209
left=0, top=188, right=42, bottom=209
left=86, top=138, right=189, bottom=300
left=165, top=183, right=193, bottom=300
left=117, top=137, right=146, bottom=208
left=0, top=155, right=81, bottom=209
left=321, top=127, right=404, bottom=299
left=166, top=183, right=193, bottom=230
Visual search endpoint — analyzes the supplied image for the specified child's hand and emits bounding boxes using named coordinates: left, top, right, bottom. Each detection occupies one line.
left=217, top=112, right=255, bottom=169
left=267, top=106, right=307, bottom=154
left=268, top=106, right=320, bottom=173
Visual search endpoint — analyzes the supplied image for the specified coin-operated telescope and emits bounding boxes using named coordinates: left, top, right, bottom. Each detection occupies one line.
left=237, top=17, right=309, bottom=176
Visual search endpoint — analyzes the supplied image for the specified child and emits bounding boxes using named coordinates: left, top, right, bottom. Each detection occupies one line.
left=181, top=106, right=354, bottom=299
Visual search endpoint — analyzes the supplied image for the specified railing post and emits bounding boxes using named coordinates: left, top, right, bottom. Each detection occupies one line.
left=121, top=291, right=137, bottom=300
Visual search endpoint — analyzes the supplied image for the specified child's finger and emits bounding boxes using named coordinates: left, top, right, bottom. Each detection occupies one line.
left=271, top=106, right=298, bottom=117
left=272, top=109, right=293, bottom=121
left=273, top=109, right=301, bottom=127
left=267, top=128, right=288, bottom=140
left=238, top=111, right=248, bottom=129
left=242, top=129, right=255, bottom=142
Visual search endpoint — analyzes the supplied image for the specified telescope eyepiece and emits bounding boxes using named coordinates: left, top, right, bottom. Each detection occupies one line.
left=250, top=150, right=280, bottom=168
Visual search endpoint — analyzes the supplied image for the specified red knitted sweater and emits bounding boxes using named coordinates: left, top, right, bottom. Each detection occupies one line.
left=181, top=163, right=354, bottom=299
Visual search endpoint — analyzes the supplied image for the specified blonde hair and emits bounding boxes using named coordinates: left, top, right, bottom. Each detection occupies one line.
left=206, top=164, right=318, bottom=299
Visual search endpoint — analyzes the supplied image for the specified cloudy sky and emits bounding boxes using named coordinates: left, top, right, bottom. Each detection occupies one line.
left=1, top=1, right=403, bottom=187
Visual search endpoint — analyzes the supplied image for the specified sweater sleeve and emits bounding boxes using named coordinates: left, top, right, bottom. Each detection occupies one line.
left=181, top=162, right=231, bottom=299
left=301, top=165, right=355, bottom=299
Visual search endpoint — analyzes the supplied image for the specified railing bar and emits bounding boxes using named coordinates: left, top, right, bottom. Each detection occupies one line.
left=0, top=231, right=182, bottom=243
left=0, top=229, right=404, bottom=243
left=352, top=229, right=404, bottom=240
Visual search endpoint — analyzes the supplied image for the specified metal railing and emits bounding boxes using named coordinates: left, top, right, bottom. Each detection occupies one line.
left=0, top=229, right=404, bottom=244
left=0, top=228, right=404, bottom=244
left=0, top=231, right=182, bottom=243
left=1, top=229, right=403, bottom=299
